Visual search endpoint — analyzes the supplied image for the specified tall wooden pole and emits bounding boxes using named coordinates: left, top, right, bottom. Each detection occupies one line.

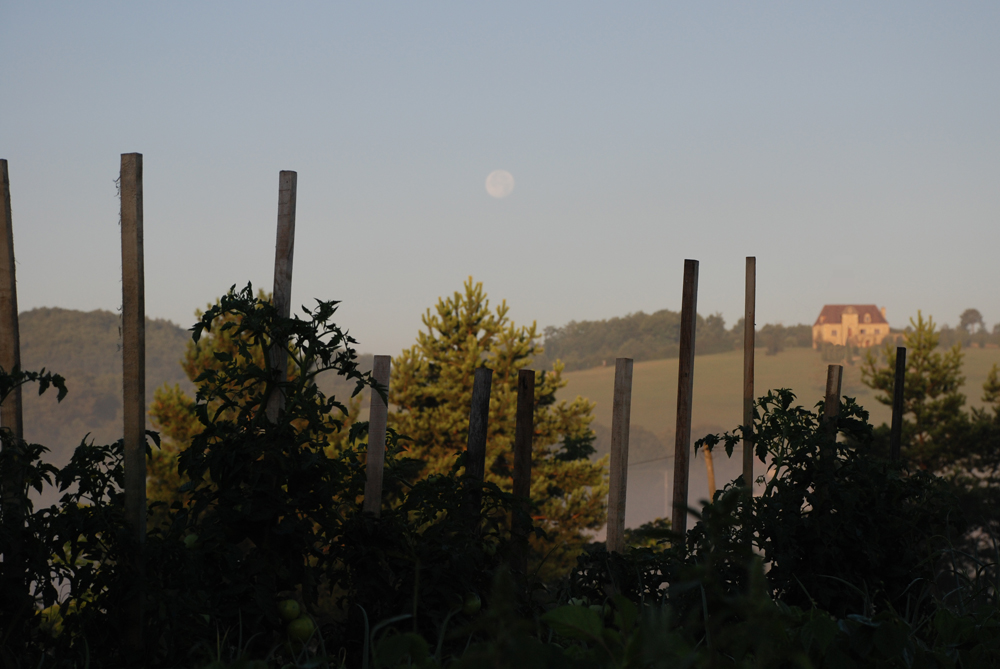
left=671, top=259, right=699, bottom=535
left=890, top=347, right=906, bottom=461
left=511, top=369, right=534, bottom=574
left=704, top=447, right=716, bottom=498
left=465, top=367, right=493, bottom=512
left=266, top=171, right=297, bottom=423
left=606, top=358, right=633, bottom=553
left=120, top=152, right=146, bottom=656
left=824, top=364, right=843, bottom=434
left=363, top=356, right=391, bottom=516
left=742, top=257, right=756, bottom=487
left=0, top=159, right=27, bottom=650
left=0, top=160, right=22, bottom=440
left=466, top=368, right=492, bottom=482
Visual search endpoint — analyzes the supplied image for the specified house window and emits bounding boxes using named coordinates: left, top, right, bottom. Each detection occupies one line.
left=860, top=328, right=866, bottom=334
left=864, top=313, right=872, bottom=324
left=832, top=329, right=838, bottom=336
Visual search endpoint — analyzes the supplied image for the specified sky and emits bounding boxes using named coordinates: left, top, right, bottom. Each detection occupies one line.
left=2, top=2, right=998, bottom=356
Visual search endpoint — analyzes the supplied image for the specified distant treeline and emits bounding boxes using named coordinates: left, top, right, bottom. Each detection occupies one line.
left=535, top=310, right=813, bottom=371
left=937, top=326, right=1000, bottom=350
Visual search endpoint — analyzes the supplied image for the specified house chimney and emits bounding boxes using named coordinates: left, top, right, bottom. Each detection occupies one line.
left=880, top=306, right=886, bottom=321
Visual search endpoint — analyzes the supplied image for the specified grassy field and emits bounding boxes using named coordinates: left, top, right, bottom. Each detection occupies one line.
left=557, top=346, right=1000, bottom=528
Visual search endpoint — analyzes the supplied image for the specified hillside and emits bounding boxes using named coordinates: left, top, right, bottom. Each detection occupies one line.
left=15, top=307, right=375, bottom=470
left=18, top=308, right=195, bottom=467
left=557, top=345, right=1000, bottom=529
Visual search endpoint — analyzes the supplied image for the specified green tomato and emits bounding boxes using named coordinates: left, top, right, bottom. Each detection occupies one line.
left=287, top=616, right=316, bottom=643
left=183, top=533, right=198, bottom=549
left=277, top=598, right=301, bottom=622
left=462, top=592, right=482, bottom=616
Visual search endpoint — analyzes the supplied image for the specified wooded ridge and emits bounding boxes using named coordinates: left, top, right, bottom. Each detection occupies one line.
left=537, top=310, right=813, bottom=371
left=14, top=306, right=817, bottom=467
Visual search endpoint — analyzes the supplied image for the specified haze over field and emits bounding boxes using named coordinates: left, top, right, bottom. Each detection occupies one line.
left=3, top=3, right=999, bottom=356
left=558, top=346, right=1000, bottom=527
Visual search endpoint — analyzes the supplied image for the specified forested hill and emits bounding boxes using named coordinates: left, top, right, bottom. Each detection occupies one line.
left=14, top=308, right=374, bottom=471
left=11, top=306, right=813, bottom=463
left=18, top=308, right=195, bottom=467
left=535, top=310, right=813, bottom=372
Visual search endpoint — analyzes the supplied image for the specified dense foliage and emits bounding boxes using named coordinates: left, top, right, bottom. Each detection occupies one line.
left=861, top=312, right=967, bottom=471
left=145, top=290, right=368, bottom=528
left=862, top=311, right=1000, bottom=563
left=390, top=278, right=608, bottom=579
left=2, top=285, right=528, bottom=667
left=4, top=289, right=1000, bottom=667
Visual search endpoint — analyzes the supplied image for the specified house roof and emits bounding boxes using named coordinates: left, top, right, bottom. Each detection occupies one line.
left=814, top=305, right=888, bottom=326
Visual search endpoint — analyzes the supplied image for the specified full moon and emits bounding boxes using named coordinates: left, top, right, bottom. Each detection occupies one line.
left=485, top=170, right=515, bottom=198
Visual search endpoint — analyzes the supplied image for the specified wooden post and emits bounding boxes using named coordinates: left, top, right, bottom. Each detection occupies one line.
left=0, top=160, right=22, bottom=440
left=890, top=347, right=906, bottom=461
left=511, top=369, right=534, bottom=574
left=824, top=364, right=843, bottom=435
left=121, top=153, right=146, bottom=544
left=704, top=448, right=716, bottom=498
left=120, top=152, right=146, bottom=655
left=464, top=367, right=492, bottom=526
left=363, top=356, right=391, bottom=516
left=266, top=170, right=297, bottom=423
left=466, top=367, right=493, bottom=492
left=742, top=256, right=756, bottom=487
left=606, top=358, right=633, bottom=553
left=0, top=159, right=26, bottom=649
left=671, top=259, right=699, bottom=535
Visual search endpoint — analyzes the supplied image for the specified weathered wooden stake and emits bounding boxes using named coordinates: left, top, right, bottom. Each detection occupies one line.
left=0, top=159, right=27, bottom=649
left=511, top=369, right=534, bottom=574
left=121, top=154, right=147, bottom=543
left=266, top=170, right=297, bottom=423
left=890, top=347, right=907, bottom=461
left=363, top=356, right=391, bottom=516
left=120, top=152, right=146, bottom=655
left=704, top=448, right=716, bottom=498
left=606, top=358, right=633, bottom=553
left=466, top=367, right=493, bottom=504
left=0, top=161, right=22, bottom=440
left=671, top=259, right=699, bottom=535
left=824, top=364, right=843, bottom=434
left=743, top=256, right=756, bottom=487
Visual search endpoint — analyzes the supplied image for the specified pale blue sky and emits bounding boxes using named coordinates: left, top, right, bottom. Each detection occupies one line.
left=2, top=2, right=998, bottom=355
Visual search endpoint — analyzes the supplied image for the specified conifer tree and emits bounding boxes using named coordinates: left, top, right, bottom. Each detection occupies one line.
left=390, top=278, right=608, bottom=579
left=861, top=311, right=966, bottom=470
